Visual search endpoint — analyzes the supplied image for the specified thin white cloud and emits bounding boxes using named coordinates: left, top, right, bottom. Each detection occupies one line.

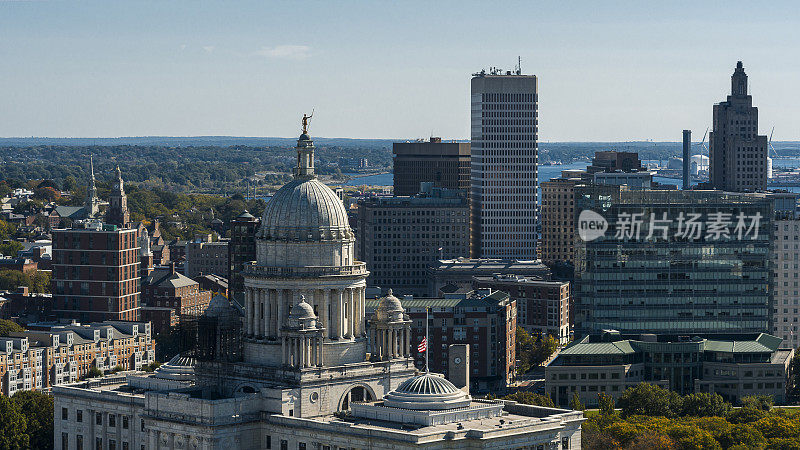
left=255, top=45, right=311, bottom=60
left=202, top=46, right=215, bottom=53
left=179, top=44, right=187, bottom=51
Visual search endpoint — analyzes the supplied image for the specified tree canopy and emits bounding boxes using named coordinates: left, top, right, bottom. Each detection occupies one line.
left=584, top=383, right=800, bottom=450
left=515, top=327, right=559, bottom=374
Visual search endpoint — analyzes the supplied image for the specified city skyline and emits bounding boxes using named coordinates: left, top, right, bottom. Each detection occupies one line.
left=1, top=1, right=799, bottom=141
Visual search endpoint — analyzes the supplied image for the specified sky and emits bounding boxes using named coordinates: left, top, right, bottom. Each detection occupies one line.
left=1, top=1, right=799, bottom=141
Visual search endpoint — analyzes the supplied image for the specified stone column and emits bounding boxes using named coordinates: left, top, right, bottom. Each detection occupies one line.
left=317, top=336, right=325, bottom=366
left=263, top=289, right=271, bottom=338
left=245, top=289, right=253, bottom=335
left=345, top=289, right=354, bottom=339
left=253, top=290, right=261, bottom=337
left=271, top=290, right=279, bottom=337
left=358, top=287, right=365, bottom=336
left=334, top=289, right=344, bottom=339
left=321, top=289, right=329, bottom=336
left=277, top=290, right=285, bottom=337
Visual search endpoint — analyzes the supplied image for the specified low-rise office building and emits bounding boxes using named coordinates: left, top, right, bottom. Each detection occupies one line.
left=357, top=185, right=470, bottom=296
left=546, top=331, right=793, bottom=408
left=185, top=239, right=229, bottom=278
left=473, top=274, right=570, bottom=344
left=367, top=289, right=516, bottom=392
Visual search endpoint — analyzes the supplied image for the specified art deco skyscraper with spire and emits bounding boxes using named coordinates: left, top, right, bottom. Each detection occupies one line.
left=709, top=61, right=768, bottom=192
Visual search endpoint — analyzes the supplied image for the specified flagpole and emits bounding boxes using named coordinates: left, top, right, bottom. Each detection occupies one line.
left=425, top=307, right=429, bottom=373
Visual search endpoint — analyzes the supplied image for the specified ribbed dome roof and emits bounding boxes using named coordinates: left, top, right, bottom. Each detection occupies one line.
left=383, top=373, right=471, bottom=410
left=289, top=296, right=315, bottom=320
left=376, top=289, right=404, bottom=321
left=258, top=178, right=352, bottom=242
left=153, top=354, right=196, bottom=382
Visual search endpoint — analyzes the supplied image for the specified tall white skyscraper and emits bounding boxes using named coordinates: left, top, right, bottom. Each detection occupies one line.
left=470, top=69, right=539, bottom=259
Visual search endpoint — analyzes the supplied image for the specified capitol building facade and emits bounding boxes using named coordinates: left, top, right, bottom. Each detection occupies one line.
left=53, top=120, right=583, bottom=449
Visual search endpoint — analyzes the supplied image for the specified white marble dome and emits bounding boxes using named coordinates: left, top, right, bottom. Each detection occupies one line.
left=375, top=289, right=405, bottom=322
left=382, top=373, right=471, bottom=410
left=258, top=177, right=352, bottom=242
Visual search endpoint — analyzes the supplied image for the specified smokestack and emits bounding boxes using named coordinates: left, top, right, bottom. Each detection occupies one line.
left=682, top=130, right=691, bottom=190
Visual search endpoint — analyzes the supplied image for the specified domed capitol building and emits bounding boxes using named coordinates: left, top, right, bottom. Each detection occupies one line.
left=53, top=117, right=583, bottom=449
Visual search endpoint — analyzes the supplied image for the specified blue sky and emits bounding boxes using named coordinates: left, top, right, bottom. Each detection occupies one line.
left=1, top=1, right=799, bottom=141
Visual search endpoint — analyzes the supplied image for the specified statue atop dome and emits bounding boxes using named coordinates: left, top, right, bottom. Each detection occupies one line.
left=301, top=110, right=313, bottom=134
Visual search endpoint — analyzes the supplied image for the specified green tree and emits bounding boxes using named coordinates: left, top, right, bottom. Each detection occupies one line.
left=85, top=367, right=103, bottom=378
left=617, top=383, right=682, bottom=418
left=0, top=395, right=29, bottom=449
left=680, top=392, right=731, bottom=417
left=0, top=241, right=23, bottom=257
left=599, top=392, right=616, bottom=416
left=11, top=391, right=53, bottom=450
left=501, top=391, right=555, bottom=408
left=0, top=220, right=15, bottom=240
left=569, top=392, right=584, bottom=411
left=0, top=319, right=24, bottom=336
left=740, top=394, right=773, bottom=411
left=515, top=327, right=559, bottom=374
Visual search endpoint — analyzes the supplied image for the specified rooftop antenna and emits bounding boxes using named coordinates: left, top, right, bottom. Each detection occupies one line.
left=517, top=56, right=522, bottom=75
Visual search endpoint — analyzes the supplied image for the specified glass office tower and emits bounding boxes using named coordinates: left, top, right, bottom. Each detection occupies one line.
left=574, top=186, right=773, bottom=337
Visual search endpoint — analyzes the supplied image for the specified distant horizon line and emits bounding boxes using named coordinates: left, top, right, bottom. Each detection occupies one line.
left=2, top=136, right=800, bottom=145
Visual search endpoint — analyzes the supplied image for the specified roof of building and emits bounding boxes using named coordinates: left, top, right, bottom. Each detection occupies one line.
left=382, top=372, right=471, bottom=411
left=366, top=290, right=509, bottom=311
left=143, top=268, right=197, bottom=289
left=258, top=177, right=352, bottom=242
left=53, top=206, right=86, bottom=219
left=559, top=332, right=784, bottom=356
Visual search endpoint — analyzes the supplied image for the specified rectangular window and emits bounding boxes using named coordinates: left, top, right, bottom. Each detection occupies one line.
left=62, top=432, right=68, bottom=450
left=265, top=436, right=271, bottom=449
left=96, top=437, right=102, bottom=450
left=109, top=441, right=116, bottom=450
left=281, top=440, right=288, bottom=450
left=77, top=410, right=83, bottom=423
left=77, top=435, right=83, bottom=450
left=62, top=407, right=69, bottom=420
left=299, top=444, right=306, bottom=450
left=109, top=415, right=115, bottom=427
left=96, top=413, right=102, bottom=426
left=122, top=416, right=128, bottom=429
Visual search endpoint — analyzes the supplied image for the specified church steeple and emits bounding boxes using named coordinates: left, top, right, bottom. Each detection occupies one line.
left=293, top=112, right=316, bottom=180
left=85, top=156, right=101, bottom=218
left=106, top=165, right=130, bottom=227
left=731, top=61, right=748, bottom=97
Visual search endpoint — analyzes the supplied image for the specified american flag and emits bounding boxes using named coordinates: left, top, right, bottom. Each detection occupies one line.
left=417, top=336, right=427, bottom=353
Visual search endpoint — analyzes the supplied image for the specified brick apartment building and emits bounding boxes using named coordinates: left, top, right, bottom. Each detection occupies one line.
left=51, top=222, right=141, bottom=322
left=473, top=274, right=571, bottom=344
left=140, top=264, right=213, bottom=334
left=0, top=321, right=155, bottom=396
left=366, top=288, right=516, bottom=392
